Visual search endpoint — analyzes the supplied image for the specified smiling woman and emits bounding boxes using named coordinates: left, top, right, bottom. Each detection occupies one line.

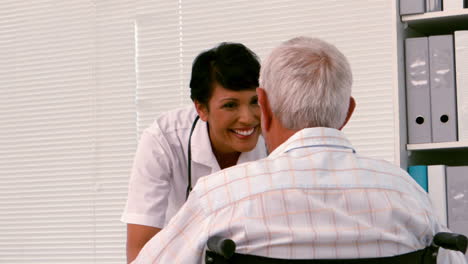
left=195, top=83, right=261, bottom=168
left=121, top=42, right=268, bottom=263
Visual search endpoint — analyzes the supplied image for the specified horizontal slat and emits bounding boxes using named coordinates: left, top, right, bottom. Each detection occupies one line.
left=0, top=199, right=126, bottom=210
left=0, top=240, right=125, bottom=248
left=0, top=115, right=135, bottom=131
left=0, top=157, right=133, bottom=171
left=0, top=180, right=128, bottom=193
left=0, top=206, right=127, bottom=218
left=0, top=175, right=129, bottom=185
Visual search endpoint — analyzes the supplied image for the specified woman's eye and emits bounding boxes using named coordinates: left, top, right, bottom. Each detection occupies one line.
left=251, top=97, right=259, bottom=105
left=223, top=102, right=237, bottom=108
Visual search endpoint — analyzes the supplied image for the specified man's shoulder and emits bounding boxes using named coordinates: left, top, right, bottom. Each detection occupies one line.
left=353, top=154, right=430, bottom=197
left=355, top=154, right=409, bottom=178
left=193, top=158, right=269, bottom=211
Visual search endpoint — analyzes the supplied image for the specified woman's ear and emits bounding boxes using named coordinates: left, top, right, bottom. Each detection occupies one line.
left=256, top=88, right=272, bottom=132
left=194, top=100, right=209, bottom=122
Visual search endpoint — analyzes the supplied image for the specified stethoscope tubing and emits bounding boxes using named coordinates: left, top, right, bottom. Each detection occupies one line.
left=186, top=115, right=200, bottom=200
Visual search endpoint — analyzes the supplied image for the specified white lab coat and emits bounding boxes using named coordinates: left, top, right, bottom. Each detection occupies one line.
left=121, top=105, right=267, bottom=228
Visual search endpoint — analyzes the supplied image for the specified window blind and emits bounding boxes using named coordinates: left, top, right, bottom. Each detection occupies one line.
left=135, top=1, right=183, bottom=134
left=137, top=0, right=396, bottom=162
left=0, top=0, right=135, bottom=263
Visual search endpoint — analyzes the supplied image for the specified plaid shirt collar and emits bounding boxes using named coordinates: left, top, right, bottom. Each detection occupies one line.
left=269, top=127, right=355, bottom=158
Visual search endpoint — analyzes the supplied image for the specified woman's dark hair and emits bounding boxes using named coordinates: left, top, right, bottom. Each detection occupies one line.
left=189, top=42, right=260, bottom=105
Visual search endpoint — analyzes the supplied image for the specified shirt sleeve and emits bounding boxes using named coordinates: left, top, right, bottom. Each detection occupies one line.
left=131, top=191, right=210, bottom=264
left=121, top=126, right=174, bottom=228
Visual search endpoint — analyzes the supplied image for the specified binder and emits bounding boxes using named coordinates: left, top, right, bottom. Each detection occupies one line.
left=443, top=0, right=464, bottom=10
left=455, top=31, right=468, bottom=142
left=429, top=35, right=458, bottom=143
left=426, top=0, right=442, bottom=12
left=446, top=166, right=468, bottom=259
left=400, top=0, right=425, bottom=15
left=405, top=37, right=432, bottom=144
left=427, top=165, right=448, bottom=226
left=408, top=165, right=428, bottom=191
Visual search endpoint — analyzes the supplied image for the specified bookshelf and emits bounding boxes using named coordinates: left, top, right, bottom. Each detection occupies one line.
left=407, top=141, right=468, bottom=166
left=395, top=7, right=468, bottom=254
left=402, top=9, right=468, bottom=21
left=394, top=4, right=468, bottom=168
left=402, top=10, right=468, bottom=34
left=402, top=9, right=468, bottom=22
left=407, top=141, right=468, bottom=151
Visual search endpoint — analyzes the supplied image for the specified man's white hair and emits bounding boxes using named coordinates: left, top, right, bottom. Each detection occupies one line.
left=260, top=37, right=353, bottom=129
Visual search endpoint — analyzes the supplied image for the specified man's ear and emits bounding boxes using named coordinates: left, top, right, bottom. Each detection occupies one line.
left=256, top=88, right=272, bottom=132
left=194, top=100, right=209, bottom=122
left=339, top=96, right=356, bottom=130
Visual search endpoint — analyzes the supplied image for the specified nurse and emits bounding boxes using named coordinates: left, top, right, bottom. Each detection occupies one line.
left=121, top=42, right=267, bottom=263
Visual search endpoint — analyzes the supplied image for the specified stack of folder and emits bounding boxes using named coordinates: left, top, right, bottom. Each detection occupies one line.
left=455, top=31, right=468, bottom=143
left=400, top=0, right=467, bottom=15
left=402, top=2, right=468, bottom=260
left=408, top=165, right=468, bottom=259
left=405, top=31, right=468, bottom=144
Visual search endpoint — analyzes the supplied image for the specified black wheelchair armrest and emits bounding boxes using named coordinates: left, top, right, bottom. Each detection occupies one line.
left=433, top=232, right=468, bottom=254
left=207, top=236, right=236, bottom=259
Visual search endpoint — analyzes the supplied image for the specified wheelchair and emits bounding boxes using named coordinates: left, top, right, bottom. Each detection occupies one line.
left=205, top=232, right=467, bottom=264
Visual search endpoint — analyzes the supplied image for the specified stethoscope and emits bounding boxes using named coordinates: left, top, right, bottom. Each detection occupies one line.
left=186, top=115, right=200, bottom=200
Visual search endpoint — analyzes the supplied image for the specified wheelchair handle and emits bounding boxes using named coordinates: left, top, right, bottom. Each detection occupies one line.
left=433, top=232, right=468, bottom=254
left=207, top=236, right=236, bottom=259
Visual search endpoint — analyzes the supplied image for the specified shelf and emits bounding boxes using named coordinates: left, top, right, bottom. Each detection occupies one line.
left=402, top=9, right=468, bottom=22
left=401, top=9, right=468, bottom=34
left=407, top=141, right=468, bottom=151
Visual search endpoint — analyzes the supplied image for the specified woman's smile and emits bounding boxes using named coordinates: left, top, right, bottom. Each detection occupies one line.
left=231, top=126, right=257, bottom=138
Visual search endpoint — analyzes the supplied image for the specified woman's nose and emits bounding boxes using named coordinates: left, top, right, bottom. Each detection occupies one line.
left=238, top=105, right=258, bottom=124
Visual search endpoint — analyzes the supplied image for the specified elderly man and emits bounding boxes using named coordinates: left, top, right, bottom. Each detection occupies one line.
left=132, top=37, right=466, bottom=263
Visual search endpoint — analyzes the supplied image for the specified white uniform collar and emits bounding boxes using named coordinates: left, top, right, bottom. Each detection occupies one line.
left=190, top=118, right=267, bottom=171
left=190, top=119, right=220, bottom=171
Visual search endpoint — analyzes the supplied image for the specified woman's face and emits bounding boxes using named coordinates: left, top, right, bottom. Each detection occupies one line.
left=195, top=83, right=261, bottom=154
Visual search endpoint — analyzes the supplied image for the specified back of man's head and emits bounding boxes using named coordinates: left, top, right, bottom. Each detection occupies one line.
left=260, top=37, right=353, bottom=130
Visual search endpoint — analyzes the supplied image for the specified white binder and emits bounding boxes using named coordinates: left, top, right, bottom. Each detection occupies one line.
left=429, top=35, right=458, bottom=143
left=455, top=31, right=468, bottom=142
left=405, top=37, right=432, bottom=144
left=426, top=0, right=442, bottom=11
left=427, top=165, right=447, bottom=226
left=443, top=0, right=464, bottom=10
left=446, top=166, right=468, bottom=260
left=400, top=0, right=425, bottom=15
